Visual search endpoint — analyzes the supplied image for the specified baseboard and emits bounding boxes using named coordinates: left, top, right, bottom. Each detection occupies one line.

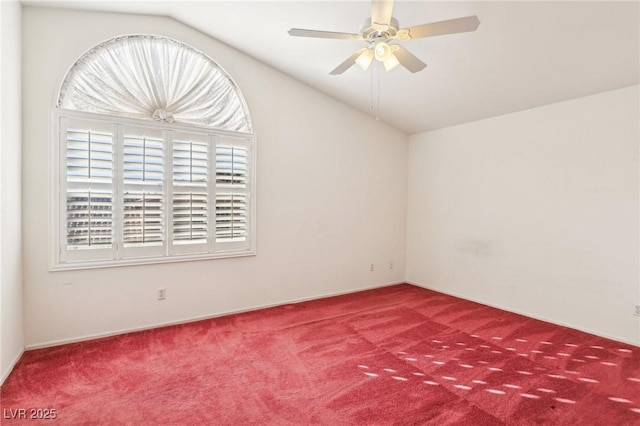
left=1, top=347, right=25, bottom=386
left=25, top=281, right=406, bottom=351
left=407, top=280, right=640, bottom=348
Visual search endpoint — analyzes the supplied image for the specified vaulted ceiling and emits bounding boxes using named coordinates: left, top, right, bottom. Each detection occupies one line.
left=26, top=1, right=640, bottom=135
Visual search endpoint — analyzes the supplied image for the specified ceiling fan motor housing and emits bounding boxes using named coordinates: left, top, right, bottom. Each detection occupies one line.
left=360, top=17, right=400, bottom=43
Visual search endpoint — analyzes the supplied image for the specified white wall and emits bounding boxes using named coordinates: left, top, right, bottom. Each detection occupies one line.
left=22, top=7, right=408, bottom=348
left=407, top=85, right=640, bottom=344
left=0, top=0, right=25, bottom=383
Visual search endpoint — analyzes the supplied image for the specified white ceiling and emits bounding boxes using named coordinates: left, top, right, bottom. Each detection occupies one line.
left=26, top=0, right=640, bottom=135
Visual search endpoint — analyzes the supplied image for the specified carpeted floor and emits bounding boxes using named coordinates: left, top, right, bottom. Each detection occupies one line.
left=2, top=284, right=640, bottom=425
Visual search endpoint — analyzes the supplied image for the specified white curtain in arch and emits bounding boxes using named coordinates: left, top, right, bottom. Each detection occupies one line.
left=58, top=35, right=252, bottom=133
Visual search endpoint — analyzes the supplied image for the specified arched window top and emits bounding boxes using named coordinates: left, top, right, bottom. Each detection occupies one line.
left=57, top=34, right=252, bottom=133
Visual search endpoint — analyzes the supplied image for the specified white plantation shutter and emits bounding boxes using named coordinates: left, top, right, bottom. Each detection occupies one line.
left=215, top=140, right=252, bottom=252
left=123, top=133, right=164, bottom=183
left=121, top=128, right=165, bottom=257
left=60, top=118, right=115, bottom=263
left=171, top=133, right=209, bottom=252
left=215, top=193, right=247, bottom=241
left=66, top=190, right=113, bottom=247
left=173, top=138, right=208, bottom=183
left=66, top=128, right=113, bottom=182
left=54, top=112, right=255, bottom=269
left=172, top=192, right=208, bottom=244
left=215, top=145, right=247, bottom=186
left=123, top=192, right=164, bottom=246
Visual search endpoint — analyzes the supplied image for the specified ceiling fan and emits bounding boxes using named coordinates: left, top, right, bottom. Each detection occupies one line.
left=288, top=0, right=480, bottom=75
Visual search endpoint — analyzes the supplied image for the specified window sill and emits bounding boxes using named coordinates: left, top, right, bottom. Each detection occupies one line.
left=50, top=249, right=256, bottom=272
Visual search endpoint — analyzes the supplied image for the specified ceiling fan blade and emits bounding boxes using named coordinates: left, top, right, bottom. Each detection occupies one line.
left=371, top=0, right=394, bottom=26
left=329, top=51, right=363, bottom=75
left=393, top=46, right=427, bottom=73
left=403, top=15, right=480, bottom=39
left=288, top=28, right=362, bottom=40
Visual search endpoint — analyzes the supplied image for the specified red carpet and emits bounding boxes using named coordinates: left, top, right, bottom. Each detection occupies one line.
left=2, top=284, right=640, bottom=425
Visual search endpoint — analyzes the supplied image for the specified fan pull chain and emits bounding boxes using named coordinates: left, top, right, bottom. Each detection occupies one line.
left=369, top=63, right=382, bottom=121
left=369, top=64, right=375, bottom=112
left=376, top=64, right=381, bottom=120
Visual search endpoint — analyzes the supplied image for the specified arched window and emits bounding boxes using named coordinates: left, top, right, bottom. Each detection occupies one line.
left=58, top=35, right=251, bottom=132
left=52, top=35, right=256, bottom=270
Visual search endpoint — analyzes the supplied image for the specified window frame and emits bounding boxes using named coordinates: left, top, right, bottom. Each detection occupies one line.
left=50, top=108, right=257, bottom=271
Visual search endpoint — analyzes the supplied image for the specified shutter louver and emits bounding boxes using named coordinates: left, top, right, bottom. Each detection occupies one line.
left=123, top=192, right=163, bottom=246
left=173, top=192, right=208, bottom=244
left=174, top=139, right=208, bottom=183
left=216, top=146, right=247, bottom=187
left=66, top=190, right=113, bottom=248
left=124, top=134, right=164, bottom=183
left=215, top=193, right=247, bottom=242
left=66, top=128, right=113, bottom=182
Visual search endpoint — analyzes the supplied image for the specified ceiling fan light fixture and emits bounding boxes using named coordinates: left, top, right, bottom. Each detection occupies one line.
left=355, top=49, right=374, bottom=70
left=374, top=41, right=393, bottom=62
left=383, top=53, right=400, bottom=71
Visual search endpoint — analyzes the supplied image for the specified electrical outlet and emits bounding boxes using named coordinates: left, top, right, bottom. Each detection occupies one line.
left=370, top=263, right=375, bottom=272
left=634, top=304, right=640, bottom=317
left=389, top=262, right=394, bottom=270
left=158, top=288, right=167, bottom=300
